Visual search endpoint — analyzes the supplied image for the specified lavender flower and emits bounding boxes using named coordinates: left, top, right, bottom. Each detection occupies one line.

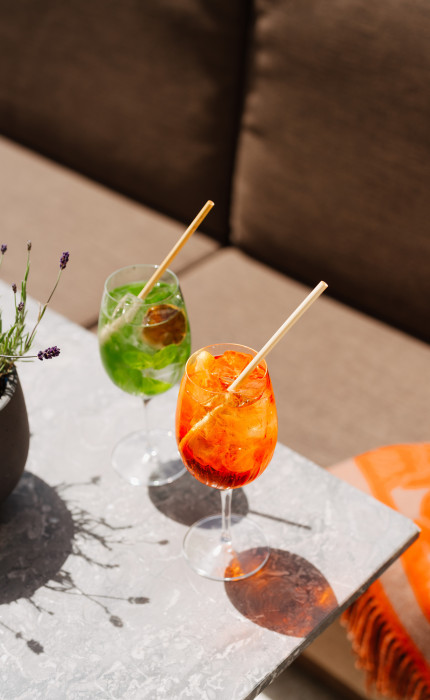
left=60, top=251, right=69, bottom=270
left=37, top=346, right=61, bottom=361
left=0, top=243, right=7, bottom=275
left=0, top=242, right=70, bottom=380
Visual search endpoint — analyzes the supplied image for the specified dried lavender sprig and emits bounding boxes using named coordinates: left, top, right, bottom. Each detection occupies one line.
left=60, top=252, right=69, bottom=270
left=24, top=250, right=70, bottom=351
left=0, top=346, right=61, bottom=361
left=0, top=243, right=70, bottom=378
left=37, top=346, right=60, bottom=360
left=40, top=250, right=69, bottom=311
left=0, top=243, right=6, bottom=272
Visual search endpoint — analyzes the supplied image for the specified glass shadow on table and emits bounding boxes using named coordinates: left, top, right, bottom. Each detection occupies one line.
left=148, top=470, right=312, bottom=532
left=148, top=470, right=249, bottom=525
left=149, top=471, right=334, bottom=638
left=225, top=548, right=338, bottom=637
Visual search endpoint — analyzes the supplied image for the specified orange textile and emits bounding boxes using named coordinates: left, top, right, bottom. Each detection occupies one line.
left=330, top=443, right=430, bottom=700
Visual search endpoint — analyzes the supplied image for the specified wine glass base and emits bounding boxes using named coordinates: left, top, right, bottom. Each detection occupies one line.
left=111, top=428, right=186, bottom=487
left=183, top=514, right=270, bottom=581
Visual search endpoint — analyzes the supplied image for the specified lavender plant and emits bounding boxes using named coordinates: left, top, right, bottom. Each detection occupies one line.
left=0, top=242, right=69, bottom=382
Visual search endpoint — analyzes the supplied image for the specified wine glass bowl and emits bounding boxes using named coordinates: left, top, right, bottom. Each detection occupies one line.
left=98, top=264, right=190, bottom=486
left=176, top=343, right=278, bottom=580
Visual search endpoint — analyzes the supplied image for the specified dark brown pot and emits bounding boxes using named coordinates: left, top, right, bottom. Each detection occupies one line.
left=0, top=368, right=30, bottom=504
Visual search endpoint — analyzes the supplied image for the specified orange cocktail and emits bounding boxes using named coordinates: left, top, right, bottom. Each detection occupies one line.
left=176, top=343, right=278, bottom=581
left=176, top=347, right=277, bottom=489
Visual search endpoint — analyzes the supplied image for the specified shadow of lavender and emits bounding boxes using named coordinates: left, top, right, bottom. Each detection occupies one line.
left=0, top=472, right=149, bottom=653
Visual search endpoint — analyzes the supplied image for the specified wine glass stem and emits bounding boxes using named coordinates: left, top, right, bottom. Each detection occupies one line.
left=220, top=489, right=232, bottom=544
left=142, top=398, right=155, bottom=454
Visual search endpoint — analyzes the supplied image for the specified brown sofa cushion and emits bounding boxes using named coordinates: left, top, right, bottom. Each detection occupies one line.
left=0, top=0, right=249, bottom=242
left=231, top=0, right=430, bottom=341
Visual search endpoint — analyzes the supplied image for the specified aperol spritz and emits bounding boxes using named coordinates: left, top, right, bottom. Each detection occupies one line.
left=176, top=343, right=277, bottom=580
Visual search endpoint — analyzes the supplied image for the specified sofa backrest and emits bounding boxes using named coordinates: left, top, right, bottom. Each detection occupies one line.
left=231, top=0, right=430, bottom=342
left=0, top=0, right=250, bottom=243
left=2, top=1, right=429, bottom=340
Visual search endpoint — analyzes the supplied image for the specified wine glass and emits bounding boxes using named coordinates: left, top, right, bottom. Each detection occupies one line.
left=98, top=263, right=190, bottom=487
left=176, top=343, right=278, bottom=581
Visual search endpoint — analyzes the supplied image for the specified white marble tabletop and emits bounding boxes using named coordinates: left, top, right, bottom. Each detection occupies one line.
left=0, top=282, right=419, bottom=699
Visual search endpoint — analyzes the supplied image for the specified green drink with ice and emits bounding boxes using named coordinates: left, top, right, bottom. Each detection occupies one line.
left=98, top=264, right=190, bottom=487
left=99, top=270, right=190, bottom=398
left=99, top=279, right=190, bottom=398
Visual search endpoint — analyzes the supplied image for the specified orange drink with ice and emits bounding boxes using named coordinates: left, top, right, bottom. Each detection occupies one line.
left=176, top=345, right=278, bottom=490
left=176, top=285, right=326, bottom=581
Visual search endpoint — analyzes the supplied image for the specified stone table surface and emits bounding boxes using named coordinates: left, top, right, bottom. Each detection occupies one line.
left=0, top=283, right=419, bottom=700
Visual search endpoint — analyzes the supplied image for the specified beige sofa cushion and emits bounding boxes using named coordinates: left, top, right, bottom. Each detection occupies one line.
left=0, top=137, right=217, bottom=329
left=179, top=247, right=430, bottom=467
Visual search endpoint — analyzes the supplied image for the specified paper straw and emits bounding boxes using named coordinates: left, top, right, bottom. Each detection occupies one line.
left=228, top=281, right=328, bottom=392
left=138, top=200, right=214, bottom=300
left=100, top=200, right=214, bottom=341
left=179, top=281, right=327, bottom=451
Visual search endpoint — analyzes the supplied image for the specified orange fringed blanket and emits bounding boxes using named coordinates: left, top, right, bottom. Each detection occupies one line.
left=330, top=443, right=430, bottom=700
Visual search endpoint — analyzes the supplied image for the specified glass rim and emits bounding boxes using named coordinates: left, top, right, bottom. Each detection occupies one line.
left=103, top=263, right=180, bottom=310
left=184, top=343, right=268, bottom=397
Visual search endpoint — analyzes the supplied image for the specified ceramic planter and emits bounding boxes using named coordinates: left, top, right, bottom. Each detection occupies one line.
left=0, top=367, right=30, bottom=504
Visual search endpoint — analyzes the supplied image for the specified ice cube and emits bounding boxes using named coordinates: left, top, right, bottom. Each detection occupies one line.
left=194, top=350, right=214, bottom=373
left=112, top=293, right=138, bottom=320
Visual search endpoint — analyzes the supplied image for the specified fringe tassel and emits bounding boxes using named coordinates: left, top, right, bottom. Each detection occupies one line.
left=341, top=580, right=430, bottom=700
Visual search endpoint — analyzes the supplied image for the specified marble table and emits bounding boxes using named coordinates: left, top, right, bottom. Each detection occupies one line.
left=0, top=284, right=419, bottom=699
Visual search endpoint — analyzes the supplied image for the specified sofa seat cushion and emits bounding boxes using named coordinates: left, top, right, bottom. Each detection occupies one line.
left=0, top=137, right=218, bottom=328
left=179, top=247, right=430, bottom=467
left=329, top=444, right=430, bottom=700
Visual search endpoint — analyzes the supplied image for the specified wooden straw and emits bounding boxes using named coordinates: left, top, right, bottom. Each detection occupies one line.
left=228, top=281, right=328, bottom=392
left=137, top=200, right=214, bottom=300
left=179, top=281, right=327, bottom=451
left=100, top=200, right=214, bottom=341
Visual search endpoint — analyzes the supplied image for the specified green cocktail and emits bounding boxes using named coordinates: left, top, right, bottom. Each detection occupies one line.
left=98, top=264, right=190, bottom=487
left=99, top=280, right=190, bottom=398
